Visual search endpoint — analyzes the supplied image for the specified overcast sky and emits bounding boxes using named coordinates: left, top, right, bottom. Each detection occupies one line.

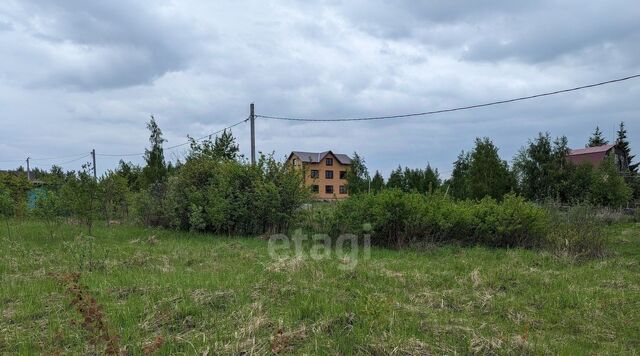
left=1, top=0, right=639, bottom=178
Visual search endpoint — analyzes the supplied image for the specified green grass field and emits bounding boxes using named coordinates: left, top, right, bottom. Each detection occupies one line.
left=1, top=220, right=639, bottom=354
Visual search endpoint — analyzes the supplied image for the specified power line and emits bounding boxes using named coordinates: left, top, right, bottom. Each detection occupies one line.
left=31, top=152, right=90, bottom=162
left=57, top=154, right=92, bottom=166
left=256, top=73, right=640, bottom=122
left=0, top=152, right=88, bottom=163
left=96, top=117, right=249, bottom=158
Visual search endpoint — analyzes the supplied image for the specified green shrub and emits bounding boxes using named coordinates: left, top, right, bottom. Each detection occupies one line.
left=139, top=153, right=310, bottom=235
left=32, top=190, right=63, bottom=238
left=0, top=188, right=14, bottom=237
left=330, top=190, right=549, bottom=248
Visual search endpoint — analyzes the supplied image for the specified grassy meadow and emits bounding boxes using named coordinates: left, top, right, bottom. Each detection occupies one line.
left=1, top=220, right=640, bottom=354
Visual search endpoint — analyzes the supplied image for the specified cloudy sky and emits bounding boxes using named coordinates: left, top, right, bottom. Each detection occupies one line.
left=1, top=0, right=639, bottom=177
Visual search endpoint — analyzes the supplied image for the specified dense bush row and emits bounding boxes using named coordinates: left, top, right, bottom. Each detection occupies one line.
left=324, top=190, right=549, bottom=248
left=134, top=154, right=309, bottom=235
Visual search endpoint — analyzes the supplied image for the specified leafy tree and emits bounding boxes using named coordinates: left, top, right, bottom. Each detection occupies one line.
left=116, top=160, right=142, bottom=192
left=61, top=163, right=99, bottom=235
left=513, top=132, right=570, bottom=202
left=99, top=172, right=131, bottom=222
left=587, top=126, right=609, bottom=147
left=384, top=165, right=440, bottom=194
left=370, top=170, right=385, bottom=193
left=141, top=116, right=167, bottom=187
left=616, top=121, right=638, bottom=173
left=0, top=171, right=30, bottom=217
left=32, top=190, right=63, bottom=238
left=0, top=189, right=14, bottom=237
left=590, top=155, right=632, bottom=206
left=466, top=137, right=514, bottom=200
left=346, top=152, right=370, bottom=194
left=448, top=151, right=471, bottom=199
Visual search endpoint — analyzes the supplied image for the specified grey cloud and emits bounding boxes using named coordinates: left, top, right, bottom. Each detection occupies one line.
left=2, top=0, right=205, bottom=90
left=0, top=0, right=639, bottom=178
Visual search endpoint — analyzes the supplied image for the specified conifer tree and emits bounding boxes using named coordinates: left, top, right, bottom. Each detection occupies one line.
left=616, top=122, right=638, bottom=173
left=587, top=126, right=609, bottom=147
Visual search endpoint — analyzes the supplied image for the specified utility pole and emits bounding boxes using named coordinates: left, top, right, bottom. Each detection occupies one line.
left=91, top=149, right=97, bottom=180
left=26, top=157, right=31, bottom=181
left=250, top=103, right=256, bottom=165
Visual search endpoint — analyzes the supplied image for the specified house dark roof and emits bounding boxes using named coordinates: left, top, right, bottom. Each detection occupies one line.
left=290, top=151, right=352, bottom=165
left=567, top=144, right=615, bottom=166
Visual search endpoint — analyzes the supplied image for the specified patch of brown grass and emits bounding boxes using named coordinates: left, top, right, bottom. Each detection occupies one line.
left=49, top=272, right=122, bottom=355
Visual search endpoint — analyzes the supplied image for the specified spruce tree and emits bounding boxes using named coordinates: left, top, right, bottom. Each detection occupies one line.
left=213, top=129, right=240, bottom=160
left=370, top=170, right=385, bottom=193
left=386, top=166, right=404, bottom=190
left=616, top=122, right=638, bottom=173
left=424, top=164, right=441, bottom=193
left=587, top=126, right=609, bottom=147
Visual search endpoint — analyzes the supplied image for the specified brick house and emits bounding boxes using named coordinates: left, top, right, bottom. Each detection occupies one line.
left=287, top=151, right=352, bottom=200
left=567, top=144, right=627, bottom=171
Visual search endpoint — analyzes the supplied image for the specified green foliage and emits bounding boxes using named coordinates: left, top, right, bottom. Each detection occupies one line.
left=370, top=170, right=385, bottom=194
left=99, top=172, right=131, bottom=221
left=0, top=188, right=14, bottom=237
left=616, top=121, right=637, bottom=173
left=448, top=151, right=471, bottom=199
left=32, top=190, right=63, bottom=238
left=587, top=126, right=608, bottom=147
left=330, top=189, right=548, bottom=248
left=448, top=138, right=514, bottom=200
left=0, top=171, right=30, bottom=217
left=345, top=152, right=369, bottom=194
left=187, top=129, right=240, bottom=162
left=141, top=116, right=167, bottom=187
left=60, top=164, right=99, bottom=235
left=513, top=133, right=571, bottom=202
left=590, top=156, right=632, bottom=206
left=115, top=160, right=143, bottom=192
left=132, top=183, right=167, bottom=227
left=385, top=165, right=441, bottom=194
left=143, top=140, right=310, bottom=234
left=0, top=188, right=14, bottom=218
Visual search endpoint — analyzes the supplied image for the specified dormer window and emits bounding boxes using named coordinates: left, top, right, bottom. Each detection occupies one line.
left=325, top=158, right=333, bottom=166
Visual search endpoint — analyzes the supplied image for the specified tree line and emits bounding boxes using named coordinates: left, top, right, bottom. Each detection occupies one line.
left=347, top=122, right=638, bottom=207
left=0, top=117, right=309, bottom=236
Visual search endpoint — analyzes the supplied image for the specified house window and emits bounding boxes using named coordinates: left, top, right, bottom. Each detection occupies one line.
left=325, top=185, right=334, bottom=194
left=292, top=159, right=298, bottom=165
left=325, top=158, right=333, bottom=166
left=339, top=171, right=347, bottom=179
left=339, top=185, right=347, bottom=194
left=310, top=170, right=319, bottom=178
left=311, top=185, right=319, bottom=193
left=325, top=170, right=334, bottom=179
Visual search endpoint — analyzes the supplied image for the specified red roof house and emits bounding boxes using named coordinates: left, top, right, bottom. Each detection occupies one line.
left=567, top=144, right=625, bottom=170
